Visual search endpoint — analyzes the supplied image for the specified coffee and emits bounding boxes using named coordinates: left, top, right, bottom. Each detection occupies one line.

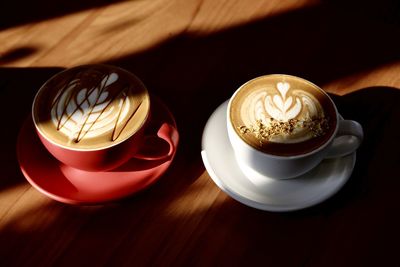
left=33, top=64, right=150, bottom=150
left=229, top=74, right=337, bottom=156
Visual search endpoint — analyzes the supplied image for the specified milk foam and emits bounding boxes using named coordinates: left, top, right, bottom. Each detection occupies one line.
left=33, top=64, right=151, bottom=150
left=51, top=72, right=133, bottom=144
left=240, top=81, right=324, bottom=143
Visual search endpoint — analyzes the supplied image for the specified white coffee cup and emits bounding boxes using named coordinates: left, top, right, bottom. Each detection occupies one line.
left=227, top=75, right=364, bottom=180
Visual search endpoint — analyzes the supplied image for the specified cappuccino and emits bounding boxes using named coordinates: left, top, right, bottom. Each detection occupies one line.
left=33, top=64, right=150, bottom=150
left=229, top=75, right=336, bottom=156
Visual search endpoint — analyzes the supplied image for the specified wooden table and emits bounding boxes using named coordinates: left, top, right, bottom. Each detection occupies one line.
left=1, top=0, right=400, bottom=266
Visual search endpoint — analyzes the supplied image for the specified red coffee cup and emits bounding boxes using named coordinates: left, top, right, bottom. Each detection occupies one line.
left=32, top=64, right=176, bottom=172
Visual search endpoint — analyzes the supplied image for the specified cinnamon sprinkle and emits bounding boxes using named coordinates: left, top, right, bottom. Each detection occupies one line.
left=238, top=117, right=329, bottom=144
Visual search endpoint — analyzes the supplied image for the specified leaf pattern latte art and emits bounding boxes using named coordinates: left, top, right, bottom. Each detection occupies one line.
left=51, top=73, right=134, bottom=143
left=238, top=80, right=328, bottom=144
left=254, top=81, right=321, bottom=124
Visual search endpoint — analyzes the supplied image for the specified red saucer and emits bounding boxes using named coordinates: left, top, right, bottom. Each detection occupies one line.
left=17, top=97, right=179, bottom=204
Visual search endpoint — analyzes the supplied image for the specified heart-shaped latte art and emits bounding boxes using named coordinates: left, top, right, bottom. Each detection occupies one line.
left=277, top=82, right=290, bottom=98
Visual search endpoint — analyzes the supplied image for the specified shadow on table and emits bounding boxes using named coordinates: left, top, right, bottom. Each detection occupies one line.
left=0, top=67, right=63, bottom=190
left=1, top=85, right=399, bottom=266
left=1, top=0, right=400, bottom=265
left=3, top=0, right=399, bottom=194
left=170, top=87, right=400, bottom=267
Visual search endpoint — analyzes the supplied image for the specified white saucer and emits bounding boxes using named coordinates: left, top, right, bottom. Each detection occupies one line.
left=201, top=101, right=356, bottom=212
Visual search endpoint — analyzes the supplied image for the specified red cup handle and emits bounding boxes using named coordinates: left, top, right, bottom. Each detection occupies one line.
left=133, top=123, right=178, bottom=161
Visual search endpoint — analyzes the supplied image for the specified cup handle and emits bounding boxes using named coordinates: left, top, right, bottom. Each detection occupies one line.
left=133, top=123, right=178, bottom=161
left=325, top=120, right=364, bottom=159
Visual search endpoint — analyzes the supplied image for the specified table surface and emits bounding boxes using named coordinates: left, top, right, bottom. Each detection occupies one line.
left=1, top=0, right=400, bottom=266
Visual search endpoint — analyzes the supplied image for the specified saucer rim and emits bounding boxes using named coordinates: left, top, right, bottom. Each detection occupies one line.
left=201, top=100, right=356, bottom=212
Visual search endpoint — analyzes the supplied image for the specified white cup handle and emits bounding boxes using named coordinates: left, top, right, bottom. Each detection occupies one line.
left=325, top=120, right=364, bottom=159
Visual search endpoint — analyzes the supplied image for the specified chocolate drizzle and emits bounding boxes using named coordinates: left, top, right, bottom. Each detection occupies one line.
left=49, top=68, right=142, bottom=143
left=111, top=96, right=142, bottom=141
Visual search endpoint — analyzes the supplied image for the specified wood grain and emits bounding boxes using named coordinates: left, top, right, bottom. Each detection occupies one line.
left=1, top=0, right=400, bottom=266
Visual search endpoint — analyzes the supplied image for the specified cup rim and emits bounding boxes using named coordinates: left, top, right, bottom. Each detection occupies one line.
left=31, top=64, right=151, bottom=152
left=227, top=74, right=339, bottom=160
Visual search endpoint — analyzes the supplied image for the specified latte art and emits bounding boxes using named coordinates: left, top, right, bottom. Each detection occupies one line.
left=33, top=65, right=150, bottom=150
left=241, top=81, right=325, bottom=143
left=258, top=82, right=319, bottom=122
left=51, top=73, right=138, bottom=143
left=229, top=75, right=337, bottom=156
